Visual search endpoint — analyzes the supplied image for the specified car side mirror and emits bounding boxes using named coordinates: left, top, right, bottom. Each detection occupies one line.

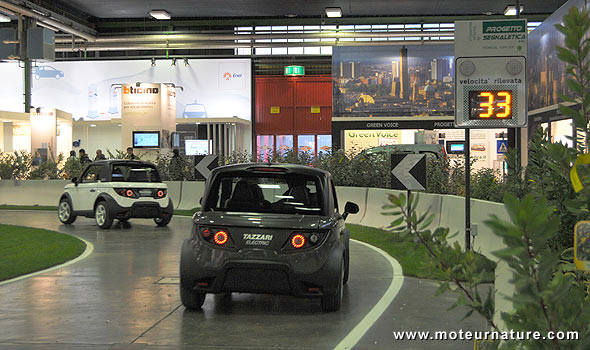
left=71, top=177, right=79, bottom=186
left=342, top=201, right=359, bottom=220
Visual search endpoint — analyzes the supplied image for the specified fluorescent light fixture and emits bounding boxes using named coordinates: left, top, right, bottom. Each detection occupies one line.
left=149, top=10, right=171, bottom=20
left=258, top=184, right=281, bottom=189
left=504, top=5, right=523, bottom=16
left=0, top=13, right=10, bottom=22
left=325, top=7, right=342, bottom=18
left=89, top=124, right=96, bottom=127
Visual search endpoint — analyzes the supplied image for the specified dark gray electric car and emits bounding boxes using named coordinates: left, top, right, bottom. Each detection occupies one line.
left=180, top=163, right=359, bottom=311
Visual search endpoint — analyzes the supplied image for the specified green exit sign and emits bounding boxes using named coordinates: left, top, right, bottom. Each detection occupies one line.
left=284, top=65, right=305, bottom=76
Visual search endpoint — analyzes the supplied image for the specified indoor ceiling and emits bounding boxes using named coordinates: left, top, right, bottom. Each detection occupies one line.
left=46, top=0, right=568, bottom=21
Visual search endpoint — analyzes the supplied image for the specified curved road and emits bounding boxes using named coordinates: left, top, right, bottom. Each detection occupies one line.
left=0, top=211, right=487, bottom=350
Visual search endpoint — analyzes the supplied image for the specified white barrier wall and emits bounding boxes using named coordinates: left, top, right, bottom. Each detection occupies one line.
left=0, top=180, right=511, bottom=328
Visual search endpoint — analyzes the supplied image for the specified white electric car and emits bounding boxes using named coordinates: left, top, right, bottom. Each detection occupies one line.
left=58, top=160, right=174, bottom=229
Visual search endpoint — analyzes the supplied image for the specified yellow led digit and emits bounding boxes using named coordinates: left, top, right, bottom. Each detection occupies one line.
left=479, top=92, right=494, bottom=118
left=496, top=91, right=511, bottom=118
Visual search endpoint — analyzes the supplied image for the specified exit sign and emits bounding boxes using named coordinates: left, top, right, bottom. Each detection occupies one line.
left=284, top=65, right=305, bottom=76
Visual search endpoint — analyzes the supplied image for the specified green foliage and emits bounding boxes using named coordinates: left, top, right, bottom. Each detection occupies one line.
left=556, top=6, right=590, bottom=153
left=156, top=151, right=195, bottom=181
left=61, top=156, right=83, bottom=180
left=470, top=168, right=505, bottom=203
left=383, top=192, right=497, bottom=332
left=106, top=148, right=143, bottom=160
left=0, top=151, right=32, bottom=180
left=29, top=153, right=64, bottom=180
left=485, top=194, right=590, bottom=349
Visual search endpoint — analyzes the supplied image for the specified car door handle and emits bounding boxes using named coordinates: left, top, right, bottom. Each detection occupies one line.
left=90, top=189, right=96, bottom=192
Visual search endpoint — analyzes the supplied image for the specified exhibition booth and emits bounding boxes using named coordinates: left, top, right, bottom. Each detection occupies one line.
left=0, top=58, right=253, bottom=159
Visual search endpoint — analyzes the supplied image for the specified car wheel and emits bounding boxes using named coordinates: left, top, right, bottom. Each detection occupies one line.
left=58, top=198, right=77, bottom=224
left=95, top=201, right=113, bottom=229
left=343, top=246, right=350, bottom=285
left=154, top=215, right=171, bottom=227
left=180, top=284, right=206, bottom=309
left=321, top=258, right=344, bottom=311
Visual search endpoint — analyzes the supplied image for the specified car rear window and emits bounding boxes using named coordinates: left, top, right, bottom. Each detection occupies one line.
left=204, top=173, right=324, bottom=215
left=111, top=164, right=161, bottom=182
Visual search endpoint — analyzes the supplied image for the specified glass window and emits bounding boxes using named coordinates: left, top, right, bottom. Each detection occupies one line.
left=276, top=135, right=294, bottom=155
left=298, top=135, right=315, bottom=154
left=111, top=163, right=161, bottom=183
left=317, top=135, right=332, bottom=154
left=81, top=165, right=102, bottom=183
left=256, top=135, right=274, bottom=161
left=205, top=173, right=324, bottom=215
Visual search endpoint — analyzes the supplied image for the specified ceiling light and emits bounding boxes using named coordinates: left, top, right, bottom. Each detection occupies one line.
left=149, top=10, right=171, bottom=20
left=171, top=58, right=176, bottom=67
left=0, top=13, right=10, bottom=23
left=325, top=7, right=342, bottom=18
left=285, top=13, right=297, bottom=18
left=184, top=58, right=189, bottom=67
left=151, top=58, right=156, bottom=67
left=136, top=82, right=141, bottom=87
left=504, top=5, right=523, bottom=16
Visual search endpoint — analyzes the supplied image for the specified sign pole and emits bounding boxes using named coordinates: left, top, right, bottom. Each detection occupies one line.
left=465, top=129, right=471, bottom=251
left=407, top=189, right=411, bottom=230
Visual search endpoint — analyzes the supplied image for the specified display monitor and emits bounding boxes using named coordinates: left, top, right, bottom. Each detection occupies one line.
left=446, top=141, right=465, bottom=154
left=468, top=90, right=513, bottom=120
left=133, top=131, right=160, bottom=148
left=185, top=139, right=211, bottom=155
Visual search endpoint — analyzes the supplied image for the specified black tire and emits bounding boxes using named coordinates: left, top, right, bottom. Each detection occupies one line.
left=94, top=201, right=113, bottom=229
left=321, top=258, right=344, bottom=311
left=58, top=197, right=77, bottom=224
left=343, top=246, right=350, bottom=285
left=180, top=284, right=206, bottom=309
left=154, top=214, right=172, bottom=227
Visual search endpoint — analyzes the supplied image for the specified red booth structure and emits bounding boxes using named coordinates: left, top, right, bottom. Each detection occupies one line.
left=255, top=75, right=332, bottom=160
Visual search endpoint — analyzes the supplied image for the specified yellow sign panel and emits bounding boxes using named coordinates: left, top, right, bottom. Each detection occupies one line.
left=574, top=221, right=590, bottom=271
left=344, top=129, right=402, bottom=153
left=270, top=106, right=280, bottom=114
left=311, top=106, right=321, bottom=114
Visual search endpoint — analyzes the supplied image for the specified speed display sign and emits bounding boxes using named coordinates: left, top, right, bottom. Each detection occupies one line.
left=454, top=19, right=527, bottom=128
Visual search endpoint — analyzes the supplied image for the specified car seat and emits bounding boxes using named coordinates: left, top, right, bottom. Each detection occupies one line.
left=224, top=180, right=257, bottom=212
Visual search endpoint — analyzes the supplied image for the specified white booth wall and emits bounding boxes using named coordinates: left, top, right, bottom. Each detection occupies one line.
left=73, top=123, right=122, bottom=155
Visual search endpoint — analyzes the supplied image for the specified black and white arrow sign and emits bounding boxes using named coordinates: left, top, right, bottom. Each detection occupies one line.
left=390, top=154, right=426, bottom=191
left=194, top=155, right=218, bottom=180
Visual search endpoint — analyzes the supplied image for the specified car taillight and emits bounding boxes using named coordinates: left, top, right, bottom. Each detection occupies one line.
left=199, top=227, right=233, bottom=248
left=291, top=234, right=305, bottom=249
left=214, top=231, right=229, bottom=245
left=115, top=188, right=137, bottom=198
left=156, top=189, right=166, bottom=198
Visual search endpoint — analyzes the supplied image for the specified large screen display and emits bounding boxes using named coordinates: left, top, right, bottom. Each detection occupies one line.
left=332, top=45, right=454, bottom=117
left=0, top=59, right=251, bottom=121
left=133, top=131, right=160, bottom=148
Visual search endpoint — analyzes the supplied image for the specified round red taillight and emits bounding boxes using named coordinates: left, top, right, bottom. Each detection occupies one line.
left=291, top=234, right=305, bottom=249
left=157, top=190, right=165, bottom=198
left=126, top=189, right=134, bottom=197
left=202, top=229, right=211, bottom=239
left=214, top=231, right=228, bottom=245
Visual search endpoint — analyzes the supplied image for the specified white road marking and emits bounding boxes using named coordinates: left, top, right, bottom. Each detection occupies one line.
left=0, top=236, right=94, bottom=286
left=333, top=239, right=404, bottom=350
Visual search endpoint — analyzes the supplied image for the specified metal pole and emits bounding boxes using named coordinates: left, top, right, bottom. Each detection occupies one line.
left=465, top=128, right=471, bottom=251
left=21, top=16, right=32, bottom=112
left=407, top=189, right=412, bottom=230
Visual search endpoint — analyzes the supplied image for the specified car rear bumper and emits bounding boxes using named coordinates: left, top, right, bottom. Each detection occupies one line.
left=108, top=198, right=174, bottom=220
left=180, top=236, right=343, bottom=297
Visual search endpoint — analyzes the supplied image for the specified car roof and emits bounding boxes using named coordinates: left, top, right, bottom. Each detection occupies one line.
left=211, top=162, right=330, bottom=178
